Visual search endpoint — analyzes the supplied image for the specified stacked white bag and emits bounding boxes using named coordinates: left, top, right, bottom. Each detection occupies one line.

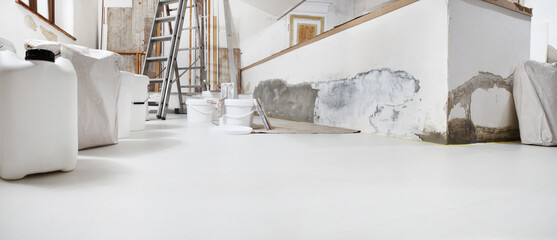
left=513, top=61, right=557, bottom=146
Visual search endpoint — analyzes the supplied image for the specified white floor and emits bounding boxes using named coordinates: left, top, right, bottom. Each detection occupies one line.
left=1, top=116, right=557, bottom=240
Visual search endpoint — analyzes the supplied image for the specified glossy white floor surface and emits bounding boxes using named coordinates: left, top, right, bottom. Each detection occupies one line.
left=1, top=116, right=557, bottom=240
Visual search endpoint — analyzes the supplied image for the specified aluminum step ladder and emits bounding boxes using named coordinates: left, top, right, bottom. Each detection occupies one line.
left=142, top=0, right=207, bottom=120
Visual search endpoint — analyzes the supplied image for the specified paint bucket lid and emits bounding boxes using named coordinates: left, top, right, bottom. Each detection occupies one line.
left=225, top=99, right=254, bottom=107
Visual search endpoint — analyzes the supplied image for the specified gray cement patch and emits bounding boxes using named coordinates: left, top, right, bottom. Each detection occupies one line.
left=253, top=79, right=317, bottom=123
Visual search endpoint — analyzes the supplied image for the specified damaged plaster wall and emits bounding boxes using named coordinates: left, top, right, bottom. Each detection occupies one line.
left=447, top=0, right=530, bottom=144
left=0, top=0, right=98, bottom=58
left=313, top=68, right=424, bottom=139
left=243, top=0, right=449, bottom=142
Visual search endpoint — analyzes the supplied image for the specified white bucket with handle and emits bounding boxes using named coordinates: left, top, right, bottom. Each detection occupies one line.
left=224, top=99, right=255, bottom=127
left=187, top=99, right=215, bottom=123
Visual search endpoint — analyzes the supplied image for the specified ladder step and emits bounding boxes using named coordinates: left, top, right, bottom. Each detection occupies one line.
left=146, top=56, right=168, bottom=62
left=151, top=36, right=173, bottom=42
left=183, top=26, right=198, bottom=31
left=179, top=47, right=200, bottom=51
left=178, top=66, right=202, bottom=70
left=155, top=16, right=176, bottom=23
left=160, top=0, right=179, bottom=4
left=180, top=85, right=203, bottom=88
left=185, top=5, right=195, bottom=8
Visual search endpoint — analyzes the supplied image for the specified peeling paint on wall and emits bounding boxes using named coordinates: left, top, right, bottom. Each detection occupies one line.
left=253, top=79, right=317, bottom=123
left=313, top=68, right=424, bottom=139
left=447, top=72, right=520, bottom=144
left=40, top=26, right=58, bottom=42
left=24, top=15, right=37, bottom=31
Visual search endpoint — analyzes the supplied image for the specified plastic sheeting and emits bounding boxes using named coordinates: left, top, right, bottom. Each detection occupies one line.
left=26, top=40, right=123, bottom=149
left=513, top=61, right=557, bottom=146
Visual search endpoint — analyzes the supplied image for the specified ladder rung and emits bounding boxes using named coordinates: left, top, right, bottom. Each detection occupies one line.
left=183, top=27, right=198, bottom=31
left=185, top=5, right=195, bottom=8
left=155, top=16, right=176, bottom=23
left=178, top=66, right=202, bottom=70
left=179, top=47, right=200, bottom=51
left=146, top=56, right=168, bottom=62
left=160, top=0, right=179, bottom=4
left=180, top=85, right=203, bottom=88
left=151, top=36, right=172, bottom=42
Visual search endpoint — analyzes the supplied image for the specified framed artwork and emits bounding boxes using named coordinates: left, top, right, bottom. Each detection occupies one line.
left=289, top=14, right=325, bottom=46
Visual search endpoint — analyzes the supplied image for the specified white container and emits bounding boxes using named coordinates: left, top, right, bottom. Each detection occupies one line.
left=186, top=99, right=215, bottom=123
left=0, top=50, right=78, bottom=180
left=131, top=74, right=149, bottom=131
left=224, top=99, right=255, bottom=127
left=117, top=71, right=134, bottom=139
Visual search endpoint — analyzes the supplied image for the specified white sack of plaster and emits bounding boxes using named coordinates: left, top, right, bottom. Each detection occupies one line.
left=25, top=39, right=124, bottom=149
left=313, top=68, right=424, bottom=139
left=514, top=61, right=557, bottom=146
left=0, top=38, right=16, bottom=54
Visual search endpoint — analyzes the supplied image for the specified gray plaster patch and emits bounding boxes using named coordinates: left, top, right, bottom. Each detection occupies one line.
left=24, top=15, right=37, bottom=31
left=447, top=72, right=519, bottom=144
left=40, top=25, right=58, bottom=42
left=253, top=79, right=317, bottom=123
left=313, top=68, right=422, bottom=138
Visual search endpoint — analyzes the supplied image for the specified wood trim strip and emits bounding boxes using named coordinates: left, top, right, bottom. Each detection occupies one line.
left=14, top=0, right=77, bottom=41
left=242, top=0, right=419, bottom=72
left=481, top=0, right=532, bottom=16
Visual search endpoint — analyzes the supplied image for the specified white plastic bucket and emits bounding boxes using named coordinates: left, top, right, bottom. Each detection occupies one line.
left=131, top=74, right=149, bottom=131
left=117, top=71, right=134, bottom=139
left=187, top=99, right=215, bottom=123
left=224, top=99, right=255, bottom=127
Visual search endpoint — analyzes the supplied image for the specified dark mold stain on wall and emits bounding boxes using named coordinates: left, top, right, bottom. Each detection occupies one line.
left=253, top=79, right=318, bottom=123
left=447, top=72, right=520, bottom=144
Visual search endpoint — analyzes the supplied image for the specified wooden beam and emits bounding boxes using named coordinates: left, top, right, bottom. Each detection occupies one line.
left=481, top=0, right=532, bottom=16
left=48, top=0, right=55, bottom=24
left=242, top=0, right=419, bottom=72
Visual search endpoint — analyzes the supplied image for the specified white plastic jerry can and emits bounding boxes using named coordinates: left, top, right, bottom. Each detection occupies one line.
left=0, top=49, right=78, bottom=180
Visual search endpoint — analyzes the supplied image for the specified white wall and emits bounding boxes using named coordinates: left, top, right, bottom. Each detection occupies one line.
left=0, top=0, right=98, bottom=57
left=242, top=0, right=449, bottom=139
left=524, top=0, right=557, bottom=61
left=448, top=0, right=530, bottom=134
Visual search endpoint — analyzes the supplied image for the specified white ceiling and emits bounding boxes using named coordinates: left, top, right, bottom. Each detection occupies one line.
left=236, top=0, right=304, bottom=16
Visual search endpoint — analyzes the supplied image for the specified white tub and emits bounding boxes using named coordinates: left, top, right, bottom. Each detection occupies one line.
left=187, top=99, right=215, bottom=123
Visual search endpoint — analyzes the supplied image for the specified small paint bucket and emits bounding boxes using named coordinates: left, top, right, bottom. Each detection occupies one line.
left=186, top=99, right=215, bottom=123
left=224, top=99, right=255, bottom=127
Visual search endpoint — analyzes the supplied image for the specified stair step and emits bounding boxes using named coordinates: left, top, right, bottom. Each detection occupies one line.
left=146, top=56, right=168, bottom=62
left=155, top=16, right=176, bottom=23
left=151, top=36, right=172, bottom=42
